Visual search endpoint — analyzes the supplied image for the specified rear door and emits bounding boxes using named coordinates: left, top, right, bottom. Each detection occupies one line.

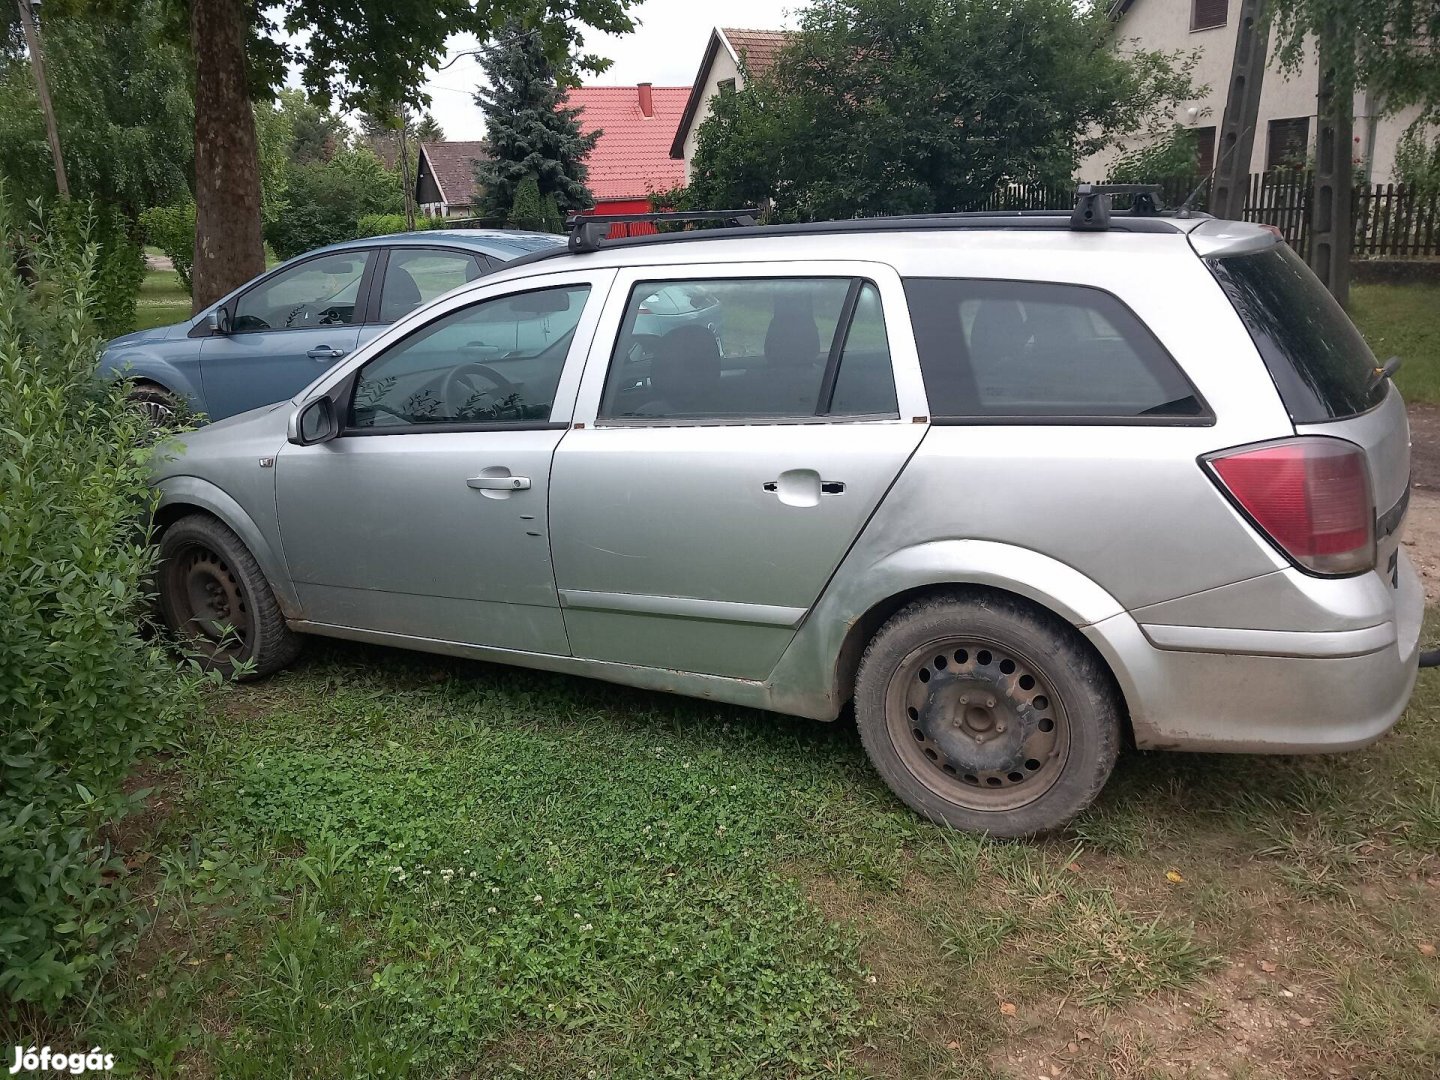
left=548, top=261, right=928, bottom=680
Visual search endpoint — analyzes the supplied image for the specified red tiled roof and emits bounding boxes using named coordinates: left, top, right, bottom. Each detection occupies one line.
left=720, top=27, right=791, bottom=79
left=566, top=86, right=690, bottom=202
left=418, top=141, right=490, bottom=207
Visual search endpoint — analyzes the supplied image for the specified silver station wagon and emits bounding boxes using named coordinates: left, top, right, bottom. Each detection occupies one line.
left=150, top=197, right=1421, bottom=836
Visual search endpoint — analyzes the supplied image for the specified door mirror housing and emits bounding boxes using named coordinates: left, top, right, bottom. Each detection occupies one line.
left=207, top=307, right=232, bottom=335
left=289, top=396, right=339, bottom=446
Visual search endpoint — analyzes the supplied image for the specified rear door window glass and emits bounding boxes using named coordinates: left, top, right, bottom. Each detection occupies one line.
left=1204, top=244, right=1386, bottom=422
left=904, top=278, right=1205, bottom=420
left=599, top=277, right=898, bottom=421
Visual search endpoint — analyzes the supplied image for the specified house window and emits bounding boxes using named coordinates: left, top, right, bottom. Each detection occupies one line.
left=717, top=78, right=736, bottom=94
left=1191, top=0, right=1227, bottom=30
left=1266, top=117, right=1310, bottom=170
left=1194, top=126, right=1217, bottom=174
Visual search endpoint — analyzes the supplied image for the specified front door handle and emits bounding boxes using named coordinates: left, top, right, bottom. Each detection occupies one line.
left=467, top=475, right=531, bottom=491
left=306, top=345, right=348, bottom=361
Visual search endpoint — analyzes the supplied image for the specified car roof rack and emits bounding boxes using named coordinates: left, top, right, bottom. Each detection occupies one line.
left=567, top=209, right=761, bottom=253
left=1070, top=184, right=1165, bottom=230
left=500, top=188, right=1193, bottom=271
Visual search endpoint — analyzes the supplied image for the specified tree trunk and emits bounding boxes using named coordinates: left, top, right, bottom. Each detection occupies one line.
left=190, top=0, right=265, bottom=313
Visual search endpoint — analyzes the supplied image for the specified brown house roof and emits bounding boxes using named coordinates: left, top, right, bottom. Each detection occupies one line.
left=669, top=26, right=796, bottom=160
left=417, top=141, right=490, bottom=207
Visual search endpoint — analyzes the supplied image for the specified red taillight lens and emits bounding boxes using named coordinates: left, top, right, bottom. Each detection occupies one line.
left=1205, top=437, right=1374, bottom=575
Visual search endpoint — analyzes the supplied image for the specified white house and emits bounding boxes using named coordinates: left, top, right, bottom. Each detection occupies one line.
left=1086, top=0, right=1431, bottom=183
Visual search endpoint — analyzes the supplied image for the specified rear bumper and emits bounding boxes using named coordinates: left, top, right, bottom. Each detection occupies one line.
left=1085, top=552, right=1423, bottom=753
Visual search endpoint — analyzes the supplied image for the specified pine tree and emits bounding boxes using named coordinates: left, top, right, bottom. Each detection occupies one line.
left=474, top=20, right=598, bottom=217
left=540, top=193, right=565, bottom=233
left=415, top=114, right=445, bottom=143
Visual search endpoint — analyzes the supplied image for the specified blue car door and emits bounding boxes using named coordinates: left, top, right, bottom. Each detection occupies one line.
left=197, top=249, right=376, bottom=420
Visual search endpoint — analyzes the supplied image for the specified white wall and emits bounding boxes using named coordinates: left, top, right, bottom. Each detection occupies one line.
left=680, top=46, right=743, bottom=180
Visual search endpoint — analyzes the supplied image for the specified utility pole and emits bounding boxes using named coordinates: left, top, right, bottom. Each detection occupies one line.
left=15, top=0, right=68, bottom=197
left=397, top=107, right=417, bottom=231
left=1308, top=16, right=1353, bottom=307
left=1211, top=0, right=1266, bottom=220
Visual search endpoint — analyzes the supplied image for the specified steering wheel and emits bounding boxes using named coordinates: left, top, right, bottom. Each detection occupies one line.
left=442, top=362, right=522, bottom=417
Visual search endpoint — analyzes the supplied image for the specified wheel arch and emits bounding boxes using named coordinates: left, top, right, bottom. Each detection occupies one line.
left=774, top=540, right=1136, bottom=728
left=153, top=476, right=302, bottom=620
left=102, top=351, right=204, bottom=413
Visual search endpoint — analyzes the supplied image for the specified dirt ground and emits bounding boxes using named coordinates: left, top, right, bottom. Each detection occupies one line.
left=1405, top=405, right=1440, bottom=602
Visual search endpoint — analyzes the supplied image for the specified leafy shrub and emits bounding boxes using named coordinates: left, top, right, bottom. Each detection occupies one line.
left=0, top=192, right=198, bottom=1013
left=38, top=200, right=145, bottom=339
left=1395, top=124, right=1440, bottom=199
left=138, top=201, right=195, bottom=291
left=355, top=213, right=408, bottom=238
left=264, top=148, right=404, bottom=260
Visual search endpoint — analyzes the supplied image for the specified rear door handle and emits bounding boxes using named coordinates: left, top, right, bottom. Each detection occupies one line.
left=467, top=475, right=531, bottom=491
left=306, top=346, right=348, bottom=361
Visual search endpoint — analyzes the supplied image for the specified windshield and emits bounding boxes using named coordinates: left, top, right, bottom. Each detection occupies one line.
left=1204, top=244, right=1386, bottom=423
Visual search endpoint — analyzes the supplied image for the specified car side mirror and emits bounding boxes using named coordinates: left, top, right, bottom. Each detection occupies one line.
left=288, top=396, right=339, bottom=446
left=207, top=307, right=232, bottom=335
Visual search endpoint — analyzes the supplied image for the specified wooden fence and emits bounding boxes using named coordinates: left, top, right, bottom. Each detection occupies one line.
left=980, top=174, right=1440, bottom=260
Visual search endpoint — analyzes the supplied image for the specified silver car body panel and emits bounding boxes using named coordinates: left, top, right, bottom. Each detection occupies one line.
left=150, top=220, right=1421, bottom=753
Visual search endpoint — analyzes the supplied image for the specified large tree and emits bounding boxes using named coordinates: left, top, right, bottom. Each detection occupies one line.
left=473, top=20, right=599, bottom=217
left=159, top=0, right=635, bottom=309
left=0, top=0, right=191, bottom=215
left=684, top=0, right=1199, bottom=219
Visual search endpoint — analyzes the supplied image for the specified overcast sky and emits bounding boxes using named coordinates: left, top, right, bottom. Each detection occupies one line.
left=420, top=0, right=806, bottom=141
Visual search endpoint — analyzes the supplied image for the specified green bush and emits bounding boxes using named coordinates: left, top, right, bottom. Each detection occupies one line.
left=264, top=148, right=404, bottom=260
left=506, top=174, right=545, bottom=231
left=0, top=192, right=198, bottom=1013
left=138, top=202, right=195, bottom=291
left=41, top=200, right=145, bottom=339
left=355, top=213, right=408, bottom=238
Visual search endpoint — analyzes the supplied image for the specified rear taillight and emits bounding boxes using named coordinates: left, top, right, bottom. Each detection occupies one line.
left=1203, top=437, right=1374, bottom=576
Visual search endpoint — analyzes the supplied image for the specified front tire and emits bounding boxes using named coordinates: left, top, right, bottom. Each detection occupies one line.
left=157, top=514, right=302, bottom=679
left=854, top=591, right=1120, bottom=837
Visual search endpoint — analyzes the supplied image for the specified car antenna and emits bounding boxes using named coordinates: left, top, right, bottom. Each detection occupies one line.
left=1178, top=127, right=1251, bottom=218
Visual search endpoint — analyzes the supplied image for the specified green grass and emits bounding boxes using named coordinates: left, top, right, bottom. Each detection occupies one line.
left=1352, top=281, right=1440, bottom=404
left=131, top=267, right=191, bottom=332
left=8, top=626, right=1439, bottom=1078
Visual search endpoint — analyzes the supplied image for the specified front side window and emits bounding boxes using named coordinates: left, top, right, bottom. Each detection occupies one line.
left=350, top=285, right=590, bottom=430
left=598, top=277, right=898, bottom=421
left=379, top=248, right=484, bottom=323
left=904, top=278, right=1205, bottom=420
left=232, top=252, right=368, bottom=333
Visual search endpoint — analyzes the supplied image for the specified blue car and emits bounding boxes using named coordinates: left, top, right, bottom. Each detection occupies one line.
left=100, top=230, right=566, bottom=422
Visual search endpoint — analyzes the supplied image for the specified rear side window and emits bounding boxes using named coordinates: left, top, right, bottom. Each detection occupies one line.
left=904, top=278, right=1205, bottom=420
left=1205, top=245, right=1385, bottom=422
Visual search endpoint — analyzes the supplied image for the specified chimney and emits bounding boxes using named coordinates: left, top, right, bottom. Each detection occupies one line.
left=637, top=82, right=654, bottom=118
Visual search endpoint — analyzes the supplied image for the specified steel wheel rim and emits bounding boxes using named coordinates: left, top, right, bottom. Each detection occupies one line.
left=884, top=635, right=1070, bottom=812
left=165, top=542, right=251, bottom=658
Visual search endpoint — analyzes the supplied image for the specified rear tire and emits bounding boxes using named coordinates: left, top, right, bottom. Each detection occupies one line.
left=157, top=514, right=302, bottom=679
left=854, top=591, right=1120, bottom=837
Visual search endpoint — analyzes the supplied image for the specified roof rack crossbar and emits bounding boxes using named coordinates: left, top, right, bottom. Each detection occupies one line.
left=1070, top=184, right=1165, bottom=231
left=566, top=208, right=761, bottom=253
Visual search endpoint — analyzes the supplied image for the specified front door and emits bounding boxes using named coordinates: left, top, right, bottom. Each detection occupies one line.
left=199, top=249, right=374, bottom=419
left=274, top=275, right=609, bottom=654
left=549, top=265, right=928, bottom=680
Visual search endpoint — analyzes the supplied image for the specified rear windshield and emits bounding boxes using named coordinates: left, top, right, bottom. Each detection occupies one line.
left=1205, top=245, right=1385, bottom=422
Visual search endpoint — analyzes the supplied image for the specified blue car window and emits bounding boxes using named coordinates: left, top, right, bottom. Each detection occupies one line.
left=380, top=249, right=483, bottom=323
left=232, top=253, right=367, bottom=333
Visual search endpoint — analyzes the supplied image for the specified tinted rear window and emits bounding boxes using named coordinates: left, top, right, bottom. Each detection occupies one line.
left=1205, top=245, right=1385, bottom=422
left=904, top=278, right=1205, bottom=420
